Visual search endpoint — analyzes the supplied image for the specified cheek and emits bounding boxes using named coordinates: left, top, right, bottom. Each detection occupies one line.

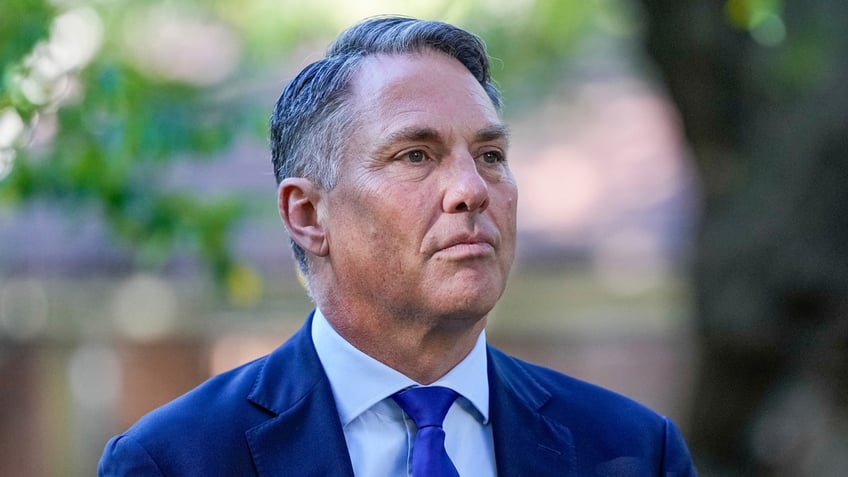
left=493, top=184, right=518, bottom=225
left=347, top=188, right=419, bottom=245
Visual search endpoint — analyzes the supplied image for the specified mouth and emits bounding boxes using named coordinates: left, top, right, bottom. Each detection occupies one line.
left=436, top=233, right=496, bottom=259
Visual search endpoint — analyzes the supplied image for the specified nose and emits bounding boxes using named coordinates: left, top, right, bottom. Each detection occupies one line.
left=442, top=154, right=489, bottom=213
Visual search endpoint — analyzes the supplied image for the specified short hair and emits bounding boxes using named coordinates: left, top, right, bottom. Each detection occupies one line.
left=270, top=16, right=501, bottom=275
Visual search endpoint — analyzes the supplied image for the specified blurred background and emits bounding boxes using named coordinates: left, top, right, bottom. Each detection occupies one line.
left=1, top=0, right=845, bottom=475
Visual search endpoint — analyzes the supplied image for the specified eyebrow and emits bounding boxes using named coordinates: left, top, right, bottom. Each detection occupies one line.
left=381, top=126, right=442, bottom=148
left=374, top=123, right=510, bottom=154
left=476, top=123, right=511, bottom=145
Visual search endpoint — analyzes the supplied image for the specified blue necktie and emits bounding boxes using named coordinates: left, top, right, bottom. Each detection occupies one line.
left=392, top=386, right=461, bottom=477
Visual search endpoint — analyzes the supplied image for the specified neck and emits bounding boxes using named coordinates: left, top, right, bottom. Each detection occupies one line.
left=318, top=301, right=487, bottom=384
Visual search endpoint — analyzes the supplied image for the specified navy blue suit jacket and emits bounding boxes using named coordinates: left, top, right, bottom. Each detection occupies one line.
left=99, top=315, right=697, bottom=476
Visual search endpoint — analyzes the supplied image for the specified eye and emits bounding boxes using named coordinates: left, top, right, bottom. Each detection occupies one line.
left=480, top=150, right=504, bottom=164
left=403, top=150, right=427, bottom=163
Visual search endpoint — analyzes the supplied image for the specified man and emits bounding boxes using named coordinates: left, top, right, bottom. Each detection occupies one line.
left=99, top=16, right=697, bottom=476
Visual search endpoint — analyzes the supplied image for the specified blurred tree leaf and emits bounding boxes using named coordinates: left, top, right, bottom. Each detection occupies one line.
left=1, top=0, right=262, bottom=300
left=0, top=0, right=53, bottom=74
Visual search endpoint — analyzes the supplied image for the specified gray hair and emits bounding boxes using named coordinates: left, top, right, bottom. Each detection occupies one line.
left=270, top=16, right=502, bottom=275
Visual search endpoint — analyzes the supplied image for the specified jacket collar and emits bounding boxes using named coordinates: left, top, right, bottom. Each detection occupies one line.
left=244, top=313, right=355, bottom=477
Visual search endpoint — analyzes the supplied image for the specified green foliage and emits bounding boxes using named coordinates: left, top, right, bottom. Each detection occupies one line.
left=0, top=0, right=53, bottom=77
left=0, top=0, right=54, bottom=120
left=1, top=1, right=263, bottom=301
left=4, top=57, right=252, bottom=276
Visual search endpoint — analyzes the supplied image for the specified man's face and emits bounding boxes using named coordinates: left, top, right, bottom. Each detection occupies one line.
left=320, top=50, right=517, bottom=323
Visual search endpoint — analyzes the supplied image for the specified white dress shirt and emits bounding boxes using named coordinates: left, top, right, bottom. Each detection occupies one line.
left=311, top=308, right=497, bottom=477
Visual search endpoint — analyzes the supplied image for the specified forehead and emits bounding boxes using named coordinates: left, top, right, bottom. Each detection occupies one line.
left=348, top=51, right=500, bottom=129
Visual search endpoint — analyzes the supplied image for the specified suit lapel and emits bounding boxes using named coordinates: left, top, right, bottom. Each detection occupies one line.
left=244, top=315, right=355, bottom=477
left=488, top=346, right=576, bottom=477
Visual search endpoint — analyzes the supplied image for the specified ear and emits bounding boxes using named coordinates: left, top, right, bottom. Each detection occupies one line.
left=277, top=178, right=330, bottom=257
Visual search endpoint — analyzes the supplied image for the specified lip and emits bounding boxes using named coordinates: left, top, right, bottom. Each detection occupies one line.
left=435, top=232, right=496, bottom=258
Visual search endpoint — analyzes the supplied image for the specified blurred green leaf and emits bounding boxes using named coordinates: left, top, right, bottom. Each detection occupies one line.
left=0, top=0, right=54, bottom=69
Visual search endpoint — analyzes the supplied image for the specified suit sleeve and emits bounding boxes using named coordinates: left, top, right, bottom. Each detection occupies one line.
left=98, top=434, right=166, bottom=477
left=662, top=418, right=698, bottom=476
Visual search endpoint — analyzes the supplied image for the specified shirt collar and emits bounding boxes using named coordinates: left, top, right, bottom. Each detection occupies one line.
left=311, top=308, right=490, bottom=427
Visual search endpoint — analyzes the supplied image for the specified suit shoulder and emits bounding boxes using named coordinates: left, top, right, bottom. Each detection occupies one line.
left=489, top=345, right=665, bottom=423
left=123, top=354, right=271, bottom=445
left=99, top=354, right=274, bottom=475
left=487, top=346, right=699, bottom=473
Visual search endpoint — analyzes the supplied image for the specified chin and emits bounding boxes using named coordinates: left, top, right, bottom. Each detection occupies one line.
left=432, top=308, right=492, bottom=331
left=422, top=268, right=508, bottom=316
left=438, top=288, right=502, bottom=321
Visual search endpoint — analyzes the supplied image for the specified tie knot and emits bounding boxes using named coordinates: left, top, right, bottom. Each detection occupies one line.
left=392, top=386, right=459, bottom=429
